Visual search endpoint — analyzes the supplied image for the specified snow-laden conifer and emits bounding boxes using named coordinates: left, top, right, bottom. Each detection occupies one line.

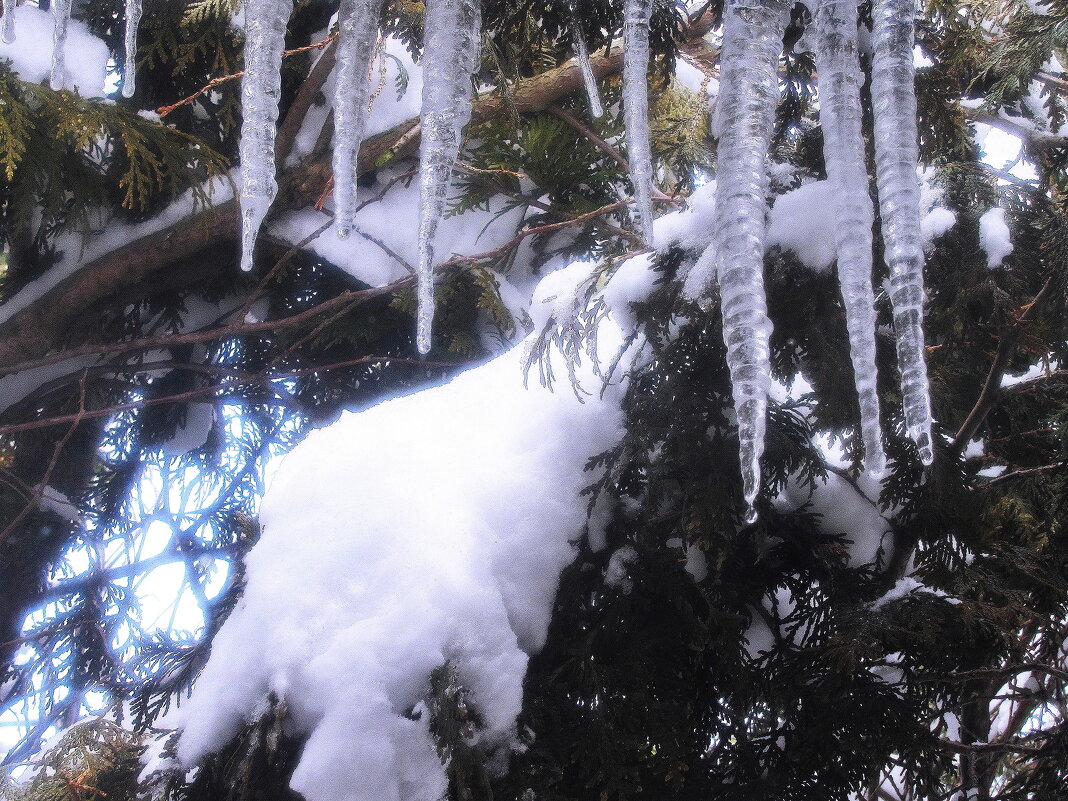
left=871, top=0, right=934, bottom=464
left=813, top=0, right=886, bottom=474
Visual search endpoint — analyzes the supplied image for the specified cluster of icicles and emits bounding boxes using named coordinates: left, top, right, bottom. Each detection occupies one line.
left=14, top=0, right=934, bottom=522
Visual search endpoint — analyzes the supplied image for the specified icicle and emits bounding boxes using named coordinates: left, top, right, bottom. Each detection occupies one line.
left=622, top=0, right=655, bottom=244
left=415, top=0, right=481, bottom=354
left=122, top=0, right=143, bottom=99
left=332, top=0, right=383, bottom=238
left=709, top=0, right=790, bottom=523
left=49, top=0, right=72, bottom=91
left=238, top=0, right=293, bottom=273
left=2, top=0, right=15, bottom=45
left=569, top=0, right=603, bottom=118
left=813, top=0, right=886, bottom=475
left=870, top=0, right=933, bottom=464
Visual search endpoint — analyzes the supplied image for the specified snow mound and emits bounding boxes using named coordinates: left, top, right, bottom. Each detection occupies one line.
left=0, top=6, right=109, bottom=98
left=766, top=181, right=839, bottom=272
left=175, top=289, right=626, bottom=801
left=979, top=207, right=1013, bottom=268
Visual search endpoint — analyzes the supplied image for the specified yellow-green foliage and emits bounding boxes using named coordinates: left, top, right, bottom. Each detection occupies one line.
left=0, top=62, right=228, bottom=233
left=1, top=720, right=142, bottom=801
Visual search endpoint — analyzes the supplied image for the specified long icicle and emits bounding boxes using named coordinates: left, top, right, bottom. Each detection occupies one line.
left=238, top=0, right=293, bottom=273
left=813, top=0, right=886, bottom=474
left=333, top=0, right=384, bottom=238
left=710, top=0, right=790, bottom=523
left=415, top=0, right=482, bottom=354
left=622, top=0, right=655, bottom=244
left=122, top=0, right=143, bottom=99
left=569, top=0, right=604, bottom=118
left=49, top=0, right=73, bottom=91
left=2, top=0, right=15, bottom=45
left=870, top=0, right=933, bottom=464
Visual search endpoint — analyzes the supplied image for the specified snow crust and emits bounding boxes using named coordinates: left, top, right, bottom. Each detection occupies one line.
left=175, top=270, right=628, bottom=801
left=978, top=207, right=1013, bottom=268
left=0, top=5, right=108, bottom=97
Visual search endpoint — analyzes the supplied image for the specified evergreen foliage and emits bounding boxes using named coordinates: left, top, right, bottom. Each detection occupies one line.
left=0, top=1, right=1066, bottom=800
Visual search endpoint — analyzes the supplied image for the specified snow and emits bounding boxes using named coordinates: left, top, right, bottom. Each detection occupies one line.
left=766, top=181, right=838, bottom=273
left=707, top=0, right=792, bottom=521
left=174, top=267, right=629, bottom=801
left=416, top=0, right=482, bottom=353
left=978, top=207, right=1013, bottom=268
left=0, top=5, right=108, bottom=97
left=622, top=0, right=655, bottom=244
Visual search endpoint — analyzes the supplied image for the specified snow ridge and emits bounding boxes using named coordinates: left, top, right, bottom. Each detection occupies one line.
left=332, top=0, right=384, bottom=238
left=622, top=0, right=655, bottom=244
left=871, top=0, right=934, bottom=464
left=416, top=0, right=482, bottom=354
left=122, top=0, right=143, bottom=99
left=709, top=0, right=791, bottom=522
left=814, top=0, right=886, bottom=474
left=238, top=0, right=293, bottom=273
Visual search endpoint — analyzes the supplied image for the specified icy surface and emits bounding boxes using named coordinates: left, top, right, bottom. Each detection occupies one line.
left=2, top=0, right=13, bottom=44
left=813, top=0, right=886, bottom=473
left=49, top=0, right=72, bottom=91
left=238, top=0, right=293, bottom=273
left=570, top=0, right=603, bottom=118
left=979, top=207, right=1013, bottom=268
left=332, top=0, right=383, bottom=237
left=707, top=0, right=791, bottom=521
left=416, top=0, right=482, bottom=353
left=175, top=269, right=627, bottom=801
left=871, top=0, right=934, bottom=464
left=622, top=0, right=655, bottom=244
left=0, top=5, right=108, bottom=96
left=121, top=0, right=142, bottom=98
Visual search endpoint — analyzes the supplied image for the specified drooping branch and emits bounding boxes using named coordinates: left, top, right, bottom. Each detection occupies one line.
left=0, top=11, right=717, bottom=378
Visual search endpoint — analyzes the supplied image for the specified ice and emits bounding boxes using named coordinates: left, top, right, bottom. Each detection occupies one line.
left=0, top=5, right=108, bottom=97
left=238, top=0, right=293, bottom=273
left=813, top=0, right=886, bottom=474
left=2, top=0, right=14, bottom=44
left=49, top=0, right=72, bottom=91
left=122, top=0, right=142, bottom=99
left=174, top=268, right=629, bottom=801
left=871, top=0, right=934, bottom=464
left=416, top=0, right=482, bottom=353
left=332, top=0, right=383, bottom=238
left=707, top=0, right=791, bottom=522
left=979, top=207, right=1013, bottom=268
left=622, top=0, right=655, bottom=244
left=569, top=0, right=604, bottom=118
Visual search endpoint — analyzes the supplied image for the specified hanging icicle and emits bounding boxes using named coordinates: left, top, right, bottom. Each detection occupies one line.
left=569, top=0, right=603, bottom=119
left=332, top=0, right=383, bottom=238
left=415, top=0, right=482, bottom=354
left=813, top=0, right=886, bottom=475
left=49, top=0, right=72, bottom=91
left=707, top=0, right=790, bottom=523
left=870, top=0, right=933, bottom=464
left=238, top=0, right=293, bottom=273
left=2, top=0, right=15, bottom=45
left=122, top=0, right=143, bottom=99
left=622, top=0, right=655, bottom=244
